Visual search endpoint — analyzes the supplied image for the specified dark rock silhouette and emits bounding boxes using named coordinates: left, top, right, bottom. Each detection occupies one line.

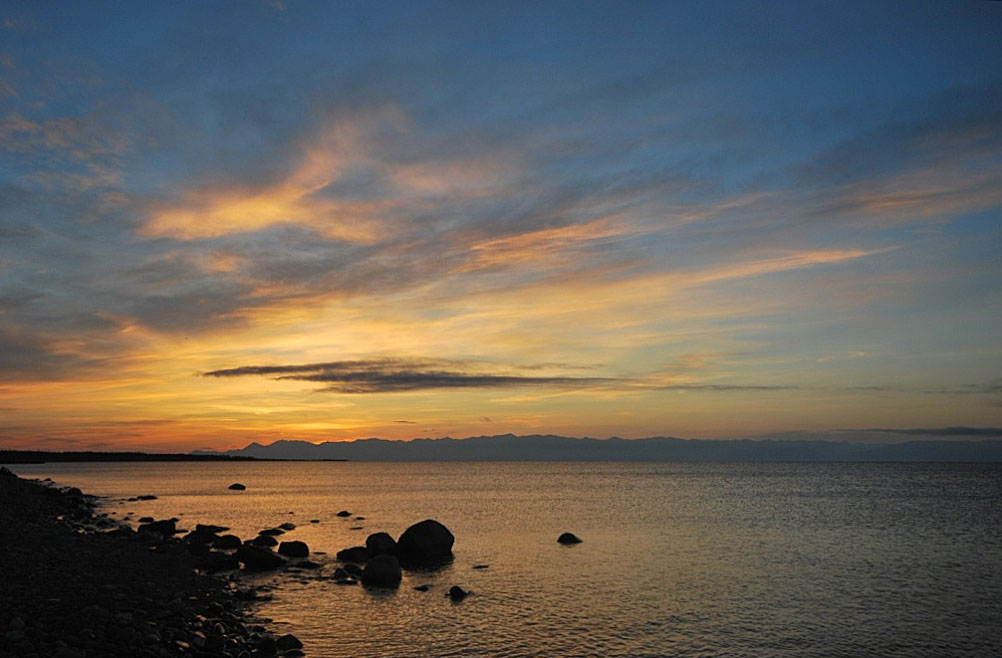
left=235, top=545, right=286, bottom=571
left=196, top=523, right=228, bottom=533
left=332, top=567, right=357, bottom=584
left=278, top=540, right=309, bottom=558
left=413, top=584, right=431, bottom=592
left=296, top=560, right=321, bottom=569
left=228, top=483, right=246, bottom=490
left=473, top=563, right=489, bottom=569
left=136, top=494, right=157, bottom=500
left=258, top=527, right=285, bottom=536
left=248, top=535, right=278, bottom=547
left=557, top=532, right=583, bottom=544
left=276, top=634, right=303, bottom=651
left=279, top=522, right=296, bottom=531
left=361, top=554, right=402, bottom=588
left=309, top=519, right=319, bottom=523
left=138, top=516, right=154, bottom=523
left=137, top=519, right=176, bottom=536
left=212, top=534, right=242, bottom=550
left=448, top=585, right=469, bottom=601
left=365, top=532, right=396, bottom=556
left=396, top=519, right=454, bottom=565
left=336, top=546, right=371, bottom=563
left=335, top=510, right=352, bottom=517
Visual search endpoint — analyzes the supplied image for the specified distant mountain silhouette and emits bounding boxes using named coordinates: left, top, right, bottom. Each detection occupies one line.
left=191, top=433, right=1002, bottom=462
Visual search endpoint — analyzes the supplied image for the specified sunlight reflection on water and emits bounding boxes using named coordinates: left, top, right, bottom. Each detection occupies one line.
left=14, top=461, right=1002, bottom=657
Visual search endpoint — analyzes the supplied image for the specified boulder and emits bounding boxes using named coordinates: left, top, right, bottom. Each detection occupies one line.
left=365, top=532, right=396, bottom=556
left=557, top=532, right=583, bottom=545
left=396, top=519, right=454, bottom=565
left=361, top=554, right=402, bottom=588
left=228, top=483, right=246, bottom=490
left=211, top=534, right=242, bottom=550
left=277, top=540, right=309, bottom=558
left=248, top=535, right=278, bottom=547
left=137, top=519, right=176, bottom=536
left=235, top=545, right=286, bottom=571
left=185, top=528, right=220, bottom=545
left=336, top=546, right=371, bottom=563
left=342, top=562, right=364, bottom=578
left=448, top=585, right=469, bottom=601
left=196, top=523, right=228, bottom=533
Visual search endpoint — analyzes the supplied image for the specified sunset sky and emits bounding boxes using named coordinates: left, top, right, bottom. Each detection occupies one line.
left=1, top=1, right=1000, bottom=451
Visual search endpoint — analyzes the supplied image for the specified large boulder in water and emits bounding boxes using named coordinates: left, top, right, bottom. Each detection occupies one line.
left=361, top=554, right=402, bottom=588
left=278, top=540, right=309, bottom=558
left=365, top=532, right=396, bottom=556
left=395, top=519, right=454, bottom=565
left=212, top=534, right=242, bottom=550
left=235, top=545, right=286, bottom=571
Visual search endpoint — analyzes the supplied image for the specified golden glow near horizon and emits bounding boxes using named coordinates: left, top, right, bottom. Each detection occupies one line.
left=1, top=4, right=1001, bottom=451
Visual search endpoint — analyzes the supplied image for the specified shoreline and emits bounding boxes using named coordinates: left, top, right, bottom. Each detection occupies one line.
left=0, top=467, right=301, bottom=658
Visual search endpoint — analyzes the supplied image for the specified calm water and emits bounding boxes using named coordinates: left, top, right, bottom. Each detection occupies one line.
left=9, top=461, right=1002, bottom=657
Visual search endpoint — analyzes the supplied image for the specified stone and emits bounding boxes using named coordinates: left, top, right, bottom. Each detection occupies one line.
left=365, top=532, right=396, bottom=556
left=275, top=634, right=303, bottom=651
left=336, top=546, right=371, bottom=563
left=212, top=534, right=243, bottom=550
left=396, top=519, right=454, bottom=565
left=557, top=532, right=583, bottom=544
left=258, top=528, right=285, bottom=536
left=200, top=551, right=240, bottom=571
left=309, top=519, right=319, bottom=523
left=138, top=516, right=154, bottom=523
left=248, top=535, right=278, bottom=547
left=277, top=540, right=309, bottom=558
left=448, top=585, right=469, bottom=601
left=278, top=522, right=296, bottom=531
left=335, top=510, right=352, bottom=517
left=413, top=584, right=431, bottom=592
left=361, top=554, right=402, bottom=588
left=137, top=519, right=176, bottom=536
left=473, top=564, right=489, bottom=569
left=342, top=563, right=364, bottom=578
left=228, top=483, right=246, bottom=490
left=235, top=545, right=286, bottom=571
left=136, top=494, right=157, bottom=500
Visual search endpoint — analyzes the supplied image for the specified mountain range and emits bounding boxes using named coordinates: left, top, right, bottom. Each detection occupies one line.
left=191, top=432, right=1002, bottom=462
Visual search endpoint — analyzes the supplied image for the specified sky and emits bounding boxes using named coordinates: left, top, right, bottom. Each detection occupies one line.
left=1, top=1, right=1001, bottom=452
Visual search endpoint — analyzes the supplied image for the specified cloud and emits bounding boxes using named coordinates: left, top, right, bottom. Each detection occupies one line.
left=202, top=357, right=617, bottom=393
left=855, top=427, right=1002, bottom=438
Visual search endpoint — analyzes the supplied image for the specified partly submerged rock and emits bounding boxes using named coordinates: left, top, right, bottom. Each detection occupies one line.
left=279, top=522, right=296, bottom=531
left=211, top=534, right=242, bottom=550
left=557, top=532, right=583, bottom=545
left=248, top=534, right=278, bottom=547
left=365, top=532, right=396, bottom=556
left=448, top=585, right=469, bottom=601
left=258, top=527, right=285, bottom=536
left=396, top=519, right=454, bottom=565
left=361, top=554, right=402, bottom=588
left=136, top=519, right=176, bottom=536
left=276, top=634, right=303, bottom=652
left=278, top=540, right=309, bottom=558
left=235, top=545, right=286, bottom=571
left=336, top=546, right=371, bottom=563
left=228, top=483, right=246, bottom=490
left=335, top=510, right=352, bottom=517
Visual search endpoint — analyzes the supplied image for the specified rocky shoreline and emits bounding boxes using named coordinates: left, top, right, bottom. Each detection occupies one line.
left=0, top=467, right=299, bottom=658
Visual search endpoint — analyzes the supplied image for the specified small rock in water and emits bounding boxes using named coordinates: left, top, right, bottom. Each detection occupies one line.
left=557, top=532, right=583, bottom=545
left=276, top=634, right=303, bottom=651
left=228, top=483, right=246, bottom=490
left=473, top=564, right=489, bottom=569
left=138, top=516, right=154, bottom=523
left=309, top=519, right=320, bottom=523
left=277, top=540, right=309, bottom=558
left=212, top=534, right=242, bottom=550
left=335, top=510, right=352, bottom=517
left=336, top=546, right=371, bottom=563
left=448, top=585, right=469, bottom=601
left=249, top=534, right=278, bottom=547
left=136, top=494, right=157, bottom=500
left=279, top=522, right=296, bottom=531
left=259, top=527, right=285, bottom=536
left=413, top=584, right=431, bottom=592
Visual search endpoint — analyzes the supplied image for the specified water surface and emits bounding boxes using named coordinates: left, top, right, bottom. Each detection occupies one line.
left=11, top=461, right=1002, bottom=657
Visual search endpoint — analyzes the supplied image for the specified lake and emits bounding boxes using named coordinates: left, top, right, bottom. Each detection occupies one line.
left=10, top=461, right=1002, bottom=657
